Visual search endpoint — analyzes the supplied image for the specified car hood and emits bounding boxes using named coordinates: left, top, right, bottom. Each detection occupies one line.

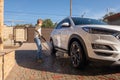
left=80, top=25, right=120, bottom=31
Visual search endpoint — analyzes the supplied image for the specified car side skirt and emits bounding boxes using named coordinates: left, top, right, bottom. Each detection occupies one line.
left=55, top=46, right=68, bottom=53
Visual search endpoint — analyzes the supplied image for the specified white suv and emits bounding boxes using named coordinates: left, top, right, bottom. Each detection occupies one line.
left=50, top=16, right=120, bottom=68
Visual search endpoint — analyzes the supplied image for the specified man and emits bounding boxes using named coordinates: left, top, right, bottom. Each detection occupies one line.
left=34, top=19, right=43, bottom=62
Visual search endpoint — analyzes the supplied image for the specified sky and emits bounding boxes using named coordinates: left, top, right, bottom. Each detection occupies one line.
left=4, top=0, right=120, bottom=26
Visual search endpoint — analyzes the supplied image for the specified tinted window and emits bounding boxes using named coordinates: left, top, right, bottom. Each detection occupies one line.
left=55, top=21, right=63, bottom=29
left=72, top=17, right=107, bottom=25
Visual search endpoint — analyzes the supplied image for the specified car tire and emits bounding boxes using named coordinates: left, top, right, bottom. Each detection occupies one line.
left=50, top=40, right=57, bottom=56
left=70, top=40, right=86, bottom=69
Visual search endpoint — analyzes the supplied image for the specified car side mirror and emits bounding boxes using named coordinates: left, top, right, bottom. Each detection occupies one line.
left=61, top=22, right=70, bottom=27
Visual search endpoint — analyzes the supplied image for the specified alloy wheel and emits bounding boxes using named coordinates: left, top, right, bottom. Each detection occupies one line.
left=70, top=41, right=83, bottom=68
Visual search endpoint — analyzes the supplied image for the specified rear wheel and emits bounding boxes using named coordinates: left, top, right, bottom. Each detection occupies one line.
left=50, top=40, right=57, bottom=56
left=70, top=40, right=86, bottom=69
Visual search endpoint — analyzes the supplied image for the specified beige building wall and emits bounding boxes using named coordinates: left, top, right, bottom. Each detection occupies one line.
left=0, top=50, right=15, bottom=80
left=0, top=0, right=4, bottom=50
left=3, top=25, right=13, bottom=40
left=2, top=26, right=14, bottom=46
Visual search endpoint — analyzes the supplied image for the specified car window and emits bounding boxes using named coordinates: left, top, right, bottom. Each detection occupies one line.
left=72, top=17, right=107, bottom=25
left=55, top=21, right=63, bottom=29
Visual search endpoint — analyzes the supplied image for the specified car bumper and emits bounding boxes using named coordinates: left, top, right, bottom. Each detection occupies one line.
left=85, top=34, right=120, bottom=65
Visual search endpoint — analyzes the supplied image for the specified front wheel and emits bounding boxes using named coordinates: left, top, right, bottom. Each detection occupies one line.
left=70, top=41, right=86, bottom=69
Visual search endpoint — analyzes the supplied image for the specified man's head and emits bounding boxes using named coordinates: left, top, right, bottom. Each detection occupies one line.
left=37, top=19, right=43, bottom=26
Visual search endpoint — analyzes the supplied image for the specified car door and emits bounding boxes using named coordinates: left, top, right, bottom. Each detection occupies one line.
left=60, top=18, right=72, bottom=49
left=52, top=21, right=63, bottom=48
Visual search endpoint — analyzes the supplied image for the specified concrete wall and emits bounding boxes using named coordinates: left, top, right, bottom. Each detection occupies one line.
left=27, top=27, right=35, bottom=43
left=3, top=26, right=13, bottom=40
left=2, top=26, right=14, bottom=46
left=0, top=0, right=4, bottom=50
left=27, top=28, right=53, bottom=43
left=42, top=28, right=53, bottom=41
left=0, top=50, right=15, bottom=80
left=0, top=55, right=2, bottom=80
left=2, top=27, right=53, bottom=45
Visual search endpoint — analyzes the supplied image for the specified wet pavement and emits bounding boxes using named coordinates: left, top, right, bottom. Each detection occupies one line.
left=6, top=43, right=120, bottom=80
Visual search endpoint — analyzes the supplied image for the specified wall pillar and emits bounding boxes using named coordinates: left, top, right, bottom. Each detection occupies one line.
left=0, top=0, right=4, bottom=50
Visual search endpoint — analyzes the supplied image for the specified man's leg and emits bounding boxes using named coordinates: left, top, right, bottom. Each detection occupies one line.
left=34, top=37, right=42, bottom=59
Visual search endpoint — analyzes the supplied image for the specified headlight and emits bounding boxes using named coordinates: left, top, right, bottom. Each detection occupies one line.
left=82, top=27, right=117, bottom=35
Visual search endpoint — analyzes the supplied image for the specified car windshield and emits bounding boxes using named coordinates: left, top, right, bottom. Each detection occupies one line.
left=72, top=17, right=107, bottom=25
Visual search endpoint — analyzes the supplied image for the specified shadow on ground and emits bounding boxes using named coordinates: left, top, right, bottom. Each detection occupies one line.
left=15, top=50, right=120, bottom=76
